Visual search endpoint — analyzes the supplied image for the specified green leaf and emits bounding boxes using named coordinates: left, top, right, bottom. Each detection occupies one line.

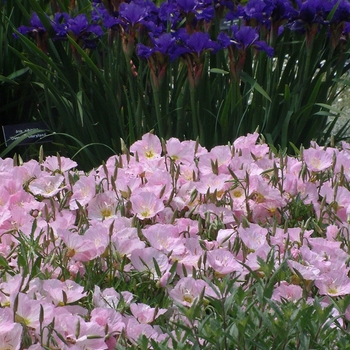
left=210, top=68, right=229, bottom=75
left=240, top=71, right=271, bottom=102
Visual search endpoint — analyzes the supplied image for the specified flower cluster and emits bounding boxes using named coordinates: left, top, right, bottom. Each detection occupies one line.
left=18, top=0, right=350, bottom=75
left=1, top=132, right=350, bottom=347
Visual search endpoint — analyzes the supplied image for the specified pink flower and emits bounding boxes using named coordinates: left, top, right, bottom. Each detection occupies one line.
left=42, top=279, right=87, bottom=305
left=43, top=155, right=78, bottom=172
left=130, top=303, right=167, bottom=324
left=238, top=224, right=267, bottom=251
left=57, top=228, right=99, bottom=262
left=125, top=317, right=162, bottom=344
left=93, top=286, right=133, bottom=309
left=90, top=307, right=125, bottom=334
left=194, top=173, right=231, bottom=198
left=0, top=318, right=22, bottom=350
left=88, top=191, right=118, bottom=221
left=166, top=137, right=194, bottom=164
left=130, top=133, right=162, bottom=160
left=169, top=276, right=217, bottom=307
left=29, top=174, right=65, bottom=197
left=315, top=271, right=350, bottom=296
left=13, top=293, right=54, bottom=330
left=207, top=249, right=243, bottom=276
left=197, top=145, right=232, bottom=175
left=288, top=260, right=320, bottom=281
left=130, top=191, right=164, bottom=219
left=303, top=147, right=333, bottom=172
left=271, top=281, right=303, bottom=302
left=69, top=174, right=96, bottom=210
left=142, top=224, right=185, bottom=255
left=130, top=247, right=170, bottom=279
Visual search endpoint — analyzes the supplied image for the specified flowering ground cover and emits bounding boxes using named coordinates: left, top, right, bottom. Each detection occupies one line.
left=2, top=132, right=350, bottom=349
left=6, top=0, right=350, bottom=169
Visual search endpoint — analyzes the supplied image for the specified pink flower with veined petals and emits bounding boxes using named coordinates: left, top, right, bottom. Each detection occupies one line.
left=93, top=286, right=134, bottom=309
left=29, top=174, right=65, bottom=197
left=207, top=249, right=243, bottom=276
left=130, top=191, right=164, bottom=219
left=88, top=191, right=118, bottom=221
left=303, top=147, right=333, bottom=172
left=0, top=315, right=22, bottom=350
left=315, top=271, right=350, bottom=297
left=272, top=281, right=303, bottom=303
left=288, top=260, right=320, bottom=281
left=130, top=133, right=162, bottom=160
left=69, top=174, right=96, bottom=210
left=130, top=247, right=170, bottom=279
left=197, top=145, right=232, bottom=175
left=130, top=303, right=167, bottom=324
left=125, top=317, right=162, bottom=344
left=12, top=293, right=54, bottom=330
left=90, top=307, right=125, bottom=334
left=238, top=223, right=267, bottom=251
left=57, top=228, right=98, bottom=262
left=169, top=276, right=217, bottom=307
left=42, top=155, right=77, bottom=172
left=42, top=279, right=87, bottom=305
left=166, top=137, right=194, bottom=165
left=142, top=224, right=185, bottom=255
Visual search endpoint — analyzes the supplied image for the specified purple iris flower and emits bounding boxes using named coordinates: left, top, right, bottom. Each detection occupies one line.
left=171, top=30, right=220, bottom=60
left=218, top=25, right=274, bottom=57
left=119, top=1, right=148, bottom=27
left=91, top=1, right=119, bottom=29
left=67, top=14, right=104, bottom=49
left=137, top=33, right=176, bottom=60
left=176, top=0, right=215, bottom=21
left=159, top=0, right=215, bottom=31
left=17, top=12, right=46, bottom=37
left=328, top=0, right=350, bottom=23
left=298, top=0, right=328, bottom=25
left=51, top=12, right=70, bottom=39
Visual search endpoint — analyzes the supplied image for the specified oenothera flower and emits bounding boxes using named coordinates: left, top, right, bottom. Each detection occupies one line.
left=88, top=191, right=118, bottom=221
left=0, top=309, right=22, bottom=350
left=14, top=293, right=54, bottom=330
left=29, top=174, right=65, bottom=197
left=315, top=270, right=350, bottom=297
left=130, top=191, right=165, bottom=219
left=130, top=132, right=162, bottom=160
left=237, top=223, right=268, bottom=251
left=42, top=279, right=87, bottom=306
left=169, top=276, right=217, bottom=307
left=90, top=307, right=125, bottom=337
left=69, top=174, right=96, bottom=210
left=93, top=285, right=134, bottom=309
left=142, top=224, right=186, bottom=255
left=125, top=317, right=166, bottom=345
left=303, top=147, right=333, bottom=172
left=130, top=247, right=170, bottom=279
left=271, top=281, right=303, bottom=303
left=207, top=249, right=244, bottom=276
left=165, top=137, right=195, bottom=164
left=130, top=302, right=167, bottom=324
left=57, top=228, right=100, bottom=262
left=53, top=312, right=107, bottom=350
left=43, top=155, right=77, bottom=173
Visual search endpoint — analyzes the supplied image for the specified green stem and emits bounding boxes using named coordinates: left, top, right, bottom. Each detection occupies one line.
left=152, top=86, right=164, bottom=139
left=190, top=86, right=200, bottom=143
